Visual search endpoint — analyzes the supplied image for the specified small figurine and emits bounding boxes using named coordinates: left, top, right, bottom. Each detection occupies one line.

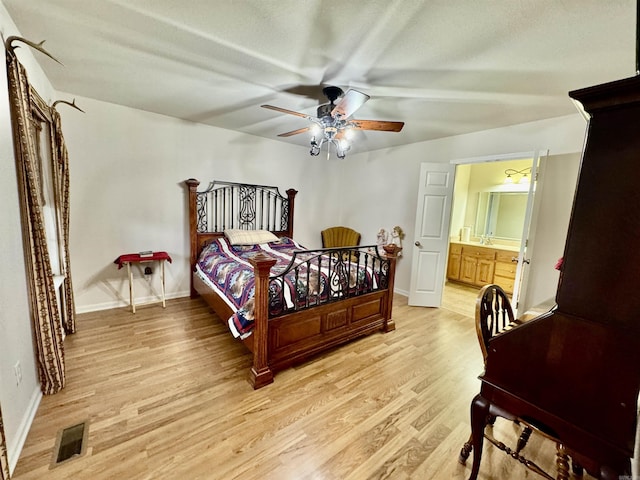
left=376, top=228, right=388, bottom=255
left=389, top=226, right=404, bottom=256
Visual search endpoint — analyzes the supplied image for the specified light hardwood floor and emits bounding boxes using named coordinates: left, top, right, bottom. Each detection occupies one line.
left=12, top=293, right=590, bottom=479
left=441, top=282, right=479, bottom=319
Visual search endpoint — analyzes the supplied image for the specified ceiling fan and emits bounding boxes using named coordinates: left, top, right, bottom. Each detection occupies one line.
left=261, top=86, right=404, bottom=159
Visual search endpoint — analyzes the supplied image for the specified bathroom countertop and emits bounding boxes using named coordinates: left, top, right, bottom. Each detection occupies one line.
left=450, top=240, right=520, bottom=252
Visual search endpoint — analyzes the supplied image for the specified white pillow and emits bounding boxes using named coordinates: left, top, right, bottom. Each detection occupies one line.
left=224, top=229, right=279, bottom=245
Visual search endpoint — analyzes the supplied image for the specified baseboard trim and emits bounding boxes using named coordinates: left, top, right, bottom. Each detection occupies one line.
left=394, top=287, right=409, bottom=297
left=75, top=291, right=190, bottom=314
left=7, top=386, right=42, bottom=475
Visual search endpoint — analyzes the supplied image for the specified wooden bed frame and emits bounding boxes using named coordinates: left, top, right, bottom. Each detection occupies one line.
left=186, top=178, right=399, bottom=389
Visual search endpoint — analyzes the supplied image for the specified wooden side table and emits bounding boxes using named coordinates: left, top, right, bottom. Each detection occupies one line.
left=114, top=252, right=172, bottom=313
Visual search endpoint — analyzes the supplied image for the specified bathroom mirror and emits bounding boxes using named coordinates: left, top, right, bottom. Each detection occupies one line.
left=475, top=191, right=528, bottom=240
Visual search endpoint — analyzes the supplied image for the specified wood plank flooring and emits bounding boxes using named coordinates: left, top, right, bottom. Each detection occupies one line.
left=441, top=282, right=479, bottom=319
left=12, top=291, right=592, bottom=479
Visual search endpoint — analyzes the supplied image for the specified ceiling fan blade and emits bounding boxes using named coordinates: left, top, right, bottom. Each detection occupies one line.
left=350, top=119, right=404, bottom=132
left=331, top=89, right=370, bottom=118
left=261, top=104, right=310, bottom=119
left=277, top=126, right=311, bottom=137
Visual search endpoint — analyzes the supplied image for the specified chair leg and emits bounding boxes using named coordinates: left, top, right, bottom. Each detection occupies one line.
left=459, top=434, right=473, bottom=464
left=556, top=443, right=570, bottom=480
left=460, top=409, right=495, bottom=465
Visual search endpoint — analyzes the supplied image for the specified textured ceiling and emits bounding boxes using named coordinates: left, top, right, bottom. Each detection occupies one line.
left=3, top=0, right=637, bottom=154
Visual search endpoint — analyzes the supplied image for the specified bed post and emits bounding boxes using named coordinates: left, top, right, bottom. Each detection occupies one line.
left=185, top=178, right=200, bottom=299
left=382, top=244, right=401, bottom=332
left=248, top=253, right=277, bottom=389
left=285, top=188, right=297, bottom=238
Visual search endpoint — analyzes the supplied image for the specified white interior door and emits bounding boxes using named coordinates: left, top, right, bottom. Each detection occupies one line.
left=408, top=163, right=455, bottom=307
left=511, top=151, right=545, bottom=315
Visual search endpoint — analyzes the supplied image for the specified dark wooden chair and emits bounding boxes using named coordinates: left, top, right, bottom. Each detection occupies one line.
left=474, top=283, right=519, bottom=360
left=459, top=284, right=583, bottom=478
left=459, top=285, right=530, bottom=463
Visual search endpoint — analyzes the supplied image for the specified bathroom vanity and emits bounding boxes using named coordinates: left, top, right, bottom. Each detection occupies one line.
left=446, top=241, right=518, bottom=293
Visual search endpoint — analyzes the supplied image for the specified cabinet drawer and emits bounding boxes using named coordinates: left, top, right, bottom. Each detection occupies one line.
left=496, top=250, right=516, bottom=263
left=495, top=261, right=517, bottom=277
left=494, top=274, right=515, bottom=294
left=462, top=245, right=495, bottom=261
left=449, top=243, right=463, bottom=255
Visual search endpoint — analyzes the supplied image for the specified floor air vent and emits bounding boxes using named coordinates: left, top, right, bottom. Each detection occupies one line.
left=50, top=420, right=89, bottom=468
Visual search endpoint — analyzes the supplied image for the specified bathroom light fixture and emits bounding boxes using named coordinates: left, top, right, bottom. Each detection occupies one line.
left=504, top=167, right=532, bottom=184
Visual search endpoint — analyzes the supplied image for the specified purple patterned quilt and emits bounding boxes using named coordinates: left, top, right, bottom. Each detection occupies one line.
left=195, top=236, right=379, bottom=338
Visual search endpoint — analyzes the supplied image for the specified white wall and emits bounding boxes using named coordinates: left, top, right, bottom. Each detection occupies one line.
left=0, top=1, right=58, bottom=471
left=51, top=92, right=591, bottom=311
left=341, top=114, right=587, bottom=296
left=57, top=94, right=338, bottom=312
left=60, top=98, right=587, bottom=309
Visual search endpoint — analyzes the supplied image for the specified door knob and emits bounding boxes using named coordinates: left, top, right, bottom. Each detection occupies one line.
left=512, top=256, right=531, bottom=264
left=415, top=241, right=421, bottom=247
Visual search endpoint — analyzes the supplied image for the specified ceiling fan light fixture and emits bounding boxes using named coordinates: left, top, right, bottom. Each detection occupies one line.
left=262, top=85, right=404, bottom=160
left=310, top=136, right=321, bottom=156
left=310, top=124, right=322, bottom=136
left=324, top=126, right=337, bottom=138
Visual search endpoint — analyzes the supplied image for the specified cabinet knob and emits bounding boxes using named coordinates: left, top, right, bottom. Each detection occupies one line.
left=414, top=241, right=421, bottom=247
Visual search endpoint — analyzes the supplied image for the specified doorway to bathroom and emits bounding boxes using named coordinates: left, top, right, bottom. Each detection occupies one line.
left=444, top=152, right=541, bottom=317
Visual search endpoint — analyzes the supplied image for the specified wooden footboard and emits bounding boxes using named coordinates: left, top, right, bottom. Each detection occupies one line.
left=248, top=246, right=399, bottom=388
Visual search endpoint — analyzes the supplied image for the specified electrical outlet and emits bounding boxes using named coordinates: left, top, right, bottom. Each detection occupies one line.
left=14, top=361, right=22, bottom=386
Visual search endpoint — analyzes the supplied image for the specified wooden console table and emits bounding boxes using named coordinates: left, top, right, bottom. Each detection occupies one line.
left=114, top=252, right=172, bottom=313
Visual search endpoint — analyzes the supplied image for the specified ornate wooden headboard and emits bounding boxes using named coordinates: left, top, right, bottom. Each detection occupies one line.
left=185, top=179, right=298, bottom=291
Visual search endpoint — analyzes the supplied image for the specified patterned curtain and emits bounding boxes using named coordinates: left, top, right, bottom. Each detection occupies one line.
left=51, top=108, right=76, bottom=334
left=0, top=405, right=9, bottom=480
left=6, top=45, right=66, bottom=395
